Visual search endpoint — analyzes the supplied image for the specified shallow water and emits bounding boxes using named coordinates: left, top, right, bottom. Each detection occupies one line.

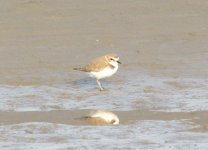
left=1, top=70, right=208, bottom=149
left=1, top=121, right=208, bottom=150
left=0, top=70, right=207, bottom=112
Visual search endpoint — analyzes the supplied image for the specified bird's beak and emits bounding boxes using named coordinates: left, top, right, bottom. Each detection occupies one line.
left=117, top=60, right=121, bottom=64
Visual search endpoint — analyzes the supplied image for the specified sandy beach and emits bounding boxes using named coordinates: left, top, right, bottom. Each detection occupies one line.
left=0, top=0, right=208, bottom=149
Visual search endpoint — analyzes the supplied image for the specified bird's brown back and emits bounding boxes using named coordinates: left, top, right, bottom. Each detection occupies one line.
left=84, top=55, right=109, bottom=72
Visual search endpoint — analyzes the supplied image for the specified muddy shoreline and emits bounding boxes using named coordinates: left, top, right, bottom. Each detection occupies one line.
left=0, top=0, right=208, bottom=149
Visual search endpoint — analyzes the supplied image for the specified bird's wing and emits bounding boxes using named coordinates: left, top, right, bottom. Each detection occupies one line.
left=84, top=56, right=109, bottom=72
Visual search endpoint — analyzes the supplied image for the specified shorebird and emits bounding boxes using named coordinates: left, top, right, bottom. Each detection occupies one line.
left=74, top=53, right=121, bottom=91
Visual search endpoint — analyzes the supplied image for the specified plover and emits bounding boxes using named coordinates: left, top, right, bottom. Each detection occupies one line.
left=74, top=53, right=121, bottom=91
left=79, top=110, right=119, bottom=125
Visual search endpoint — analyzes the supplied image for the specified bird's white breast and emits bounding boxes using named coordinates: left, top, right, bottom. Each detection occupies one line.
left=88, top=65, right=118, bottom=80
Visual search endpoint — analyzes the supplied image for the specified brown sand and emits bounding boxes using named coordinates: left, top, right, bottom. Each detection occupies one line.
left=1, top=0, right=208, bottom=85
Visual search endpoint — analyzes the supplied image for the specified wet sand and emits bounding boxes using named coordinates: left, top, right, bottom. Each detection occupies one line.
left=0, top=110, right=208, bottom=131
left=0, top=0, right=208, bottom=149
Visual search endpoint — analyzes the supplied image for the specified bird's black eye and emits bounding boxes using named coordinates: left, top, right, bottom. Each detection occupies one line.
left=111, top=119, right=116, bottom=124
left=110, top=58, right=114, bottom=60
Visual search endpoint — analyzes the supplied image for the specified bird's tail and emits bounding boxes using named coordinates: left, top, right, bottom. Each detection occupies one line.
left=73, top=67, right=87, bottom=72
left=74, top=116, right=89, bottom=120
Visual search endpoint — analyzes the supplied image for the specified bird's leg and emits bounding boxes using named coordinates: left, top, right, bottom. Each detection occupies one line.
left=96, top=79, right=104, bottom=91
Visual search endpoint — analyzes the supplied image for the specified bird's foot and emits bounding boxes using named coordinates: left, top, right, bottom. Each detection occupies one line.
left=99, top=87, right=108, bottom=91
